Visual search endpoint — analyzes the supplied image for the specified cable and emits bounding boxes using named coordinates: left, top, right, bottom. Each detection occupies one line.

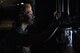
left=44, top=27, right=59, bottom=42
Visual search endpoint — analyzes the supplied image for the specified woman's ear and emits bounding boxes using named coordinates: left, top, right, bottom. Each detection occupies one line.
left=54, top=11, right=58, bottom=16
left=54, top=11, right=61, bottom=18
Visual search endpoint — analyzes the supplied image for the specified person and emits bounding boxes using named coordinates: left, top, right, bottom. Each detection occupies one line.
left=15, top=3, right=34, bottom=53
left=54, top=11, right=75, bottom=53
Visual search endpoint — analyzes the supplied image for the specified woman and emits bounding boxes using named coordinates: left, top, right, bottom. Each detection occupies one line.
left=16, top=3, right=34, bottom=53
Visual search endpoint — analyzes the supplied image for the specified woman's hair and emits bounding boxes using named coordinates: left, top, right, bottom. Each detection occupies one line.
left=23, top=3, right=32, bottom=14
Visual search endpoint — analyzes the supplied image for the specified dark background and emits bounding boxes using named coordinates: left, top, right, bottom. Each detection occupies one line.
left=0, top=0, right=80, bottom=53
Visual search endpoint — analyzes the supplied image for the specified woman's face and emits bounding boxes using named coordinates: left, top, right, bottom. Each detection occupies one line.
left=23, top=3, right=34, bottom=25
left=23, top=14, right=34, bottom=25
